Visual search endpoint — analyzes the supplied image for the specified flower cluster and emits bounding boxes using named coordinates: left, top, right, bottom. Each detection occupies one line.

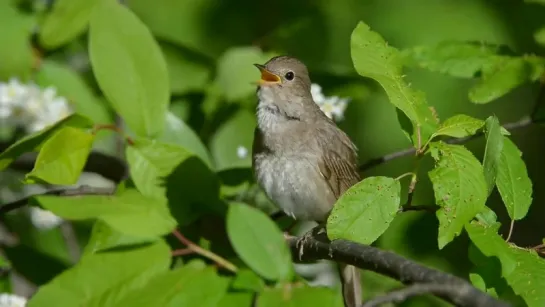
left=0, top=78, right=73, bottom=133
left=311, top=83, right=350, bottom=121
left=0, top=293, right=27, bottom=307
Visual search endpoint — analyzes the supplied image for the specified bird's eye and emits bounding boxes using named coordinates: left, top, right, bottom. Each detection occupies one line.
left=285, top=71, right=295, bottom=81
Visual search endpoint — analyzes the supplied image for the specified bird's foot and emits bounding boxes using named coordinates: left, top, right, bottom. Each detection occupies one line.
left=296, top=225, right=326, bottom=261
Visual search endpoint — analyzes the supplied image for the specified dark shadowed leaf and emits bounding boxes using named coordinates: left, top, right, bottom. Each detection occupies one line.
left=327, top=176, right=401, bottom=245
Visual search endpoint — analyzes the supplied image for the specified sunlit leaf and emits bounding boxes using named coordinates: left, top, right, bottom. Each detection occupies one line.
left=34, top=189, right=176, bottom=238
left=351, top=21, right=438, bottom=145
left=227, top=203, right=293, bottom=281
left=482, top=116, right=503, bottom=195
left=327, top=176, right=401, bottom=245
left=27, top=240, right=171, bottom=307
left=257, top=285, right=343, bottom=307
left=428, top=142, right=488, bottom=248
left=89, top=0, right=169, bottom=137
left=466, top=222, right=545, bottom=307
left=39, top=0, right=101, bottom=49
left=496, top=137, right=533, bottom=221
left=0, top=114, right=93, bottom=170
left=25, top=126, right=95, bottom=185
left=431, top=114, right=484, bottom=139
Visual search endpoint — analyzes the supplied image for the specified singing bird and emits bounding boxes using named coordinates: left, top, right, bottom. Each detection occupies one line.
left=251, top=55, right=362, bottom=307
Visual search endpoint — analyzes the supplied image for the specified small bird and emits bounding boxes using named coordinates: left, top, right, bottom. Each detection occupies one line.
left=251, top=55, right=362, bottom=307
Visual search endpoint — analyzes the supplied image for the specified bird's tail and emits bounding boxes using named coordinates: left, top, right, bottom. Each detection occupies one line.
left=338, top=263, right=362, bottom=307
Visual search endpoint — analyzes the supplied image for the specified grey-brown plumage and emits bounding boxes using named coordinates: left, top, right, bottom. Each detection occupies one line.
left=251, top=55, right=362, bottom=307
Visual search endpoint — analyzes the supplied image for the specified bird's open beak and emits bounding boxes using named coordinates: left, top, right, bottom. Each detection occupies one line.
left=254, top=64, right=281, bottom=86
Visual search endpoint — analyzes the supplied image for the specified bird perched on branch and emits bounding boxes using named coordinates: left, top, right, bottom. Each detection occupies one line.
left=251, top=55, right=362, bottom=307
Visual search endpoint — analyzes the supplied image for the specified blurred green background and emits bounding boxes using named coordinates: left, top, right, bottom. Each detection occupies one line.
left=1, top=0, right=545, bottom=306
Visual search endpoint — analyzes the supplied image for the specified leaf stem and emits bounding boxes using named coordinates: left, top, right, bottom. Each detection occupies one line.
left=171, top=229, right=238, bottom=273
left=506, top=220, right=515, bottom=242
left=395, top=172, right=414, bottom=181
left=92, top=124, right=135, bottom=146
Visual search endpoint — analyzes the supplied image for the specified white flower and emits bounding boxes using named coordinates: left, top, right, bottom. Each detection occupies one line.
left=236, top=146, right=248, bottom=159
left=0, top=78, right=73, bottom=133
left=0, top=293, right=27, bottom=307
left=29, top=207, right=63, bottom=230
left=310, top=83, right=351, bottom=121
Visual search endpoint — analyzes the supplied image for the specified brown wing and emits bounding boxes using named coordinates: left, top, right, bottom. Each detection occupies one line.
left=317, top=131, right=361, bottom=200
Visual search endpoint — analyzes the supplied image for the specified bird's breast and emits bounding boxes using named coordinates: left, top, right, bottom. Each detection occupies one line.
left=253, top=153, right=335, bottom=222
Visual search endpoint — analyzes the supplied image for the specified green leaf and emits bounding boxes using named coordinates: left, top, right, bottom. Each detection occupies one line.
left=34, top=188, right=176, bottom=238
left=215, top=47, right=274, bottom=102
left=83, top=221, right=158, bottom=256
left=428, top=142, right=488, bottom=248
left=469, top=58, right=534, bottom=104
left=218, top=293, right=253, bottom=307
left=34, top=60, right=113, bottom=125
left=482, top=116, right=503, bottom=195
left=350, top=21, right=438, bottom=145
left=232, top=269, right=265, bottom=292
left=431, top=114, right=484, bottom=139
left=25, top=126, right=95, bottom=185
left=114, top=266, right=229, bottom=307
left=257, top=286, right=343, bottom=307
left=466, top=222, right=545, bottom=307
left=209, top=109, right=256, bottom=171
left=27, top=240, right=171, bottom=307
left=160, top=112, right=213, bottom=168
left=227, top=203, right=293, bottom=281
left=89, top=0, right=169, bottom=137
left=327, top=176, right=401, bottom=245
left=0, top=2, right=35, bottom=81
left=0, top=255, right=10, bottom=293
left=126, top=138, right=192, bottom=199
left=160, top=43, right=211, bottom=95
left=402, top=41, right=499, bottom=78
left=38, top=0, right=101, bottom=49
left=0, top=114, right=93, bottom=170
left=496, top=137, right=533, bottom=221
left=534, top=27, right=545, bottom=47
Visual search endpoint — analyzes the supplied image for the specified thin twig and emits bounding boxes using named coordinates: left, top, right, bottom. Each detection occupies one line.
left=92, top=124, right=134, bottom=146
left=362, top=283, right=476, bottom=307
left=171, top=229, right=238, bottom=273
left=359, top=116, right=535, bottom=172
left=0, top=185, right=116, bottom=216
left=171, top=248, right=194, bottom=256
left=400, top=204, right=440, bottom=213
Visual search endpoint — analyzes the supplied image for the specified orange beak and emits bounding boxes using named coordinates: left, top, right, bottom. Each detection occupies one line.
left=254, top=64, right=281, bottom=86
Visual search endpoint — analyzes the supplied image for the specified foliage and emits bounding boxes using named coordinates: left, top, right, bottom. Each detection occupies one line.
left=1, top=0, right=544, bottom=306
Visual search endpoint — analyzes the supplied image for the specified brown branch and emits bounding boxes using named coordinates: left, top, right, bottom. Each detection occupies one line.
left=287, top=227, right=510, bottom=307
left=362, top=283, right=479, bottom=307
left=359, top=116, right=535, bottom=172
left=0, top=185, right=115, bottom=216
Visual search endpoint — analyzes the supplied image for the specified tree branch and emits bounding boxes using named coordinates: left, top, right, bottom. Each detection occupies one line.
left=0, top=185, right=116, bottom=216
left=286, top=227, right=510, bottom=307
left=361, top=283, right=479, bottom=307
left=359, top=115, right=534, bottom=172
